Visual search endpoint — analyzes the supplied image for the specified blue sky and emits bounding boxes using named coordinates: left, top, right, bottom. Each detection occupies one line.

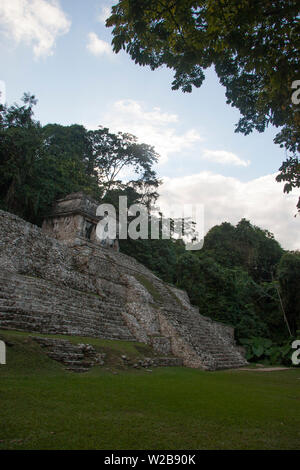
left=0, top=0, right=299, bottom=249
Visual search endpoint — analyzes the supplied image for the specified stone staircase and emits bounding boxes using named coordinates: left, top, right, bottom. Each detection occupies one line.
left=150, top=278, right=247, bottom=370
left=0, top=270, right=134, bottom=341
left=167, top=306, right=246, bottom=370
left=31, top=336, right=105, bottom=372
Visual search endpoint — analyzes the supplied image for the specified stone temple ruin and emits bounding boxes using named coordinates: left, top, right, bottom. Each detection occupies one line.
left=0, top=192, right=247, bottom=371
left=42, top=192, right=119, bottom=251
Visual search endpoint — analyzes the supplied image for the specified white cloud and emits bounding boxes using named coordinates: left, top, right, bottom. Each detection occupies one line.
left=87, top=32, right=112, bottom=57
left=98, top=6, right=111, bottom=24
left=0, top=80, right=6, bottom=105
left=88, top=99, right=203, bottom=164
left=158, top=172, right=300, bottom=251
left=0, top=0, right=70, bottom=58
left=202, top=149, right=250, bottom=167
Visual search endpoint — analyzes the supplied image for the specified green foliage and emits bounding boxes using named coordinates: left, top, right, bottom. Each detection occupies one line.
left=0, top=94, right=160, bottom=224
left=119, top=212, right=186, bottom=283
left=240, top=337, right=296, bottom=366
left=203, top=219, right=284, bottom=281
left=278, top=251, right=300, bottom=335
left=175, top=251, right=273, bottom=340
left=0, top=94, right=45, bottom=220
left=89, top=126, right=160, bottom=196
left=120, top=216, right=292, bottom=352
left=0, top=92, right=297, bottom=366
left=133, top=273, right=163, bottom=302
left=107, top=0, right=300, bottom=209
left=276, top=157, right=300, bottom=202
left=240, top=337, right=273, bottom=361
left=121, top=236, right=185, bottom=283
left=172, top=219, right=291, bottom=346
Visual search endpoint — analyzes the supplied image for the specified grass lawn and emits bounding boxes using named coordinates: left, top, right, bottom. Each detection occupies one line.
left=0, top=329, right=299, bottom=450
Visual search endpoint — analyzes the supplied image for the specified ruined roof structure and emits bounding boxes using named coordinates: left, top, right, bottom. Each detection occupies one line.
left=0, top=195, right=247, bottom=370
left=42, top=191, right=119, bottom=250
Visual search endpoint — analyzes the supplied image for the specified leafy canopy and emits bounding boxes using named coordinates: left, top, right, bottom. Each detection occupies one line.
left=0, top=94, right=160, bottom=224
left=278, top=251, right=300, bottom=335
left=107, top=0, right=300, bottom=207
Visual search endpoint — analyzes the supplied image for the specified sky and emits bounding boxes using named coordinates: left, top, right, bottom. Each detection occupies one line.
left=0, top=0, right=299, bottom=250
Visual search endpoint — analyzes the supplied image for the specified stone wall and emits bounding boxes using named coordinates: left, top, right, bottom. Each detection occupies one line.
left=0, top=209, right=247, bottom=370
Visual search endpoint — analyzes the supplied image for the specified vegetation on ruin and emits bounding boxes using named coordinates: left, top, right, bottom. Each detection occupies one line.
left=133, top=273, right=164, bottom=303
left=0, top=330, right=299, bottom=450
left=0, top=93, right=299, bottom=364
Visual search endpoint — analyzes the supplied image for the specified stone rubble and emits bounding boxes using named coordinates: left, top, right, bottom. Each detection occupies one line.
left=121, top=355, right=183, bottom=369
left=31, top=336, right=106, bottom=372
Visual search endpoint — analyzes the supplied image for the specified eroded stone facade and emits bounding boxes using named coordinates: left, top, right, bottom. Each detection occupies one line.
left=42, top=192, right=119, bottom=250
left=0, top=206, right=247, bottom=370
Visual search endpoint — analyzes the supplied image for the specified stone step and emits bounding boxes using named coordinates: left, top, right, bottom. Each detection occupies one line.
left=0, top=267, right=246, bottom=371
left=0, top=305, right=130, bottom=327
left=0, top=274, right=119, bottom=298
left=0, top=289, right=123, bottom=311
left=159, top=300, right=247, bottom=370
left=0, top=271, right=135, bottom=341
left=0, top=320, right=133, bottom=341
left=31, top=336, right=105, bottom=372
left=153, top=357, right=183, bottom=367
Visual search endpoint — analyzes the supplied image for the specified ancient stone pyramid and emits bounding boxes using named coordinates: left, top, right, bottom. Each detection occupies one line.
left=0, top=194, right=247, bottom=371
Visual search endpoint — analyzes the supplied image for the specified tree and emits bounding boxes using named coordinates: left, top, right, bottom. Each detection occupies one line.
left=171, top=219, right=289, bottom=342
left=120, top=212, right=186, bottom=282
left=0, top=93, right=44, bottom=219
left=278, top=251, right=300, bottom=335
left=0, top=103, right=103, bottom=224
left=276, top=156, right=300, bottom=212
left=202, top=218, right=284, bottom=280
left=107, top=0, right=300, bottom=208
left=89, top=126, right=160, bottom=196
left=0, top=94, right=160, bottom=224
left=42, top=124, right=161, bottom=207
left=175, top=251, right=274, bottom=340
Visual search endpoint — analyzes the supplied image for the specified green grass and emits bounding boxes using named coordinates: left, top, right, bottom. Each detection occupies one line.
left=134, top=274, right=183, bottom=307
left=134, top=274, right=163, bottom=303
left=0, top=329, right=159, bottom=370
left=165, top=285, right=184, bottom=307
left=0, top=329, right=300, bottom=450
